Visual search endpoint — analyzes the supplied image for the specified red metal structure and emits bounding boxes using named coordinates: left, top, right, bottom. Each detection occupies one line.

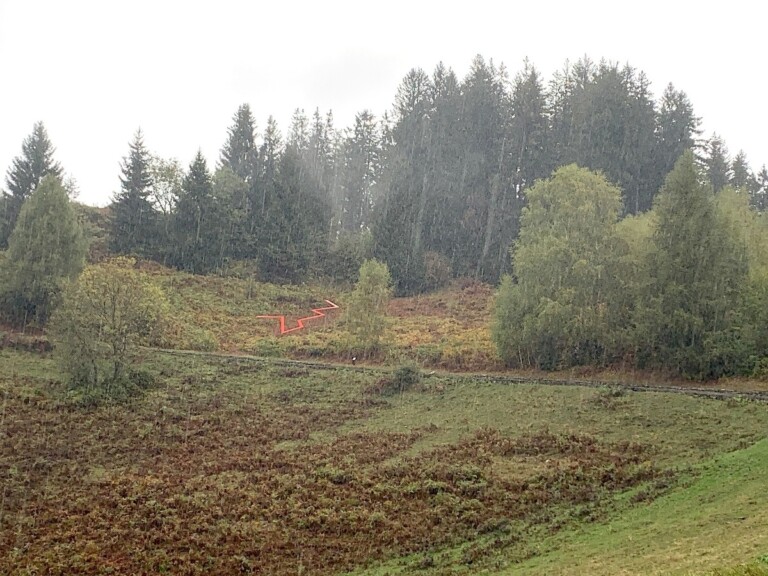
left=256, top=299, right=339, bottom=335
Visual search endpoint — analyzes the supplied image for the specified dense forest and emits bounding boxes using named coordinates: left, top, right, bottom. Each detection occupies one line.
left=1, top=55, right=768, bottom=379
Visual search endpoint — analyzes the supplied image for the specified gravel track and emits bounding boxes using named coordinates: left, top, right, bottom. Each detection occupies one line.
left=153, top=348, right=768, bottom=403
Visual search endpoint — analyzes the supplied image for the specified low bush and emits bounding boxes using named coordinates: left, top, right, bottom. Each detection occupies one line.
left=366, top=363, right=422, bottom=396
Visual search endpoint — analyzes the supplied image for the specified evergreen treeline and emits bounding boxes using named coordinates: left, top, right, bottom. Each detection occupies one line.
left=87, top=56, right=765, bottom=293
left=3, top=55, right=768, bottom=379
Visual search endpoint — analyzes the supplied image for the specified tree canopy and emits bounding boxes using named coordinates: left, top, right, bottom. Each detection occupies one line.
left=345, top=259, right=392, bottom=355
left=5, top=54, right=768, bottom=380
left=0, top=175, right=86, bottom=327
left=1, top=122, right=63, bottom=247
left=110, top=129, right=156, bottom=256
left=493, top=165, right=625, bottom=369
left=50, top=257, right=169, bottom=397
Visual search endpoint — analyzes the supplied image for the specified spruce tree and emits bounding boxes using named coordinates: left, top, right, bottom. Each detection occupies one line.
left=110, top=129, right=156, bottom=256
left=373, top=68, right=431, bottom=294
left=307, top=109, right=336, bottom=200
left=751, top=165, right=768, bottom=211
left=1, top=122, right=63, bottom=247
left=644, top=150, right=746, bottom=377
left=730, top=150, right=753, bottom=191
left=655, top=84, right=700, bottom=188
left=249, top=116, right=283, bottom=270
left=509, top=60, right=548, bottom=195
left=220, top=104, right=257, bottom=183
left=174, top=151, right=218, bottom=273
left=456, top=56, right=509, bottom=281
left=339, top=111, right=380, bottom=233
left=705, top=134, right=731, bottom=193
left=420, top=63, right=462, bottom=267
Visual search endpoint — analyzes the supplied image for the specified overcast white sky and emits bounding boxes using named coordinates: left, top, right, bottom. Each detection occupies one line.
left=1, top=0, right=765, bottom=206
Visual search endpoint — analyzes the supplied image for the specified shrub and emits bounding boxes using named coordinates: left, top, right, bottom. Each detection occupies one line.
left=391, top=363, right=421, bottom=391
left=422, top=251, right=452, bottom=292
left=49, top=257, right=169, bottom=399
left=366, top=363, right=422, bottom=396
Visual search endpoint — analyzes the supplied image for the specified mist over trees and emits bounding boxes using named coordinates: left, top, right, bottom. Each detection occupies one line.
left=24, top=56, right=750, bottom=296
left=3, top=55, right=768, bottom=379
left=83, top=56, right=763, bottom=296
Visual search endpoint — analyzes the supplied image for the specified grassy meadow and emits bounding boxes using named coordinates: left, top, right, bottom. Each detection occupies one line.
left=1, top=265, right=768, bottom=574
left=2, top=342, right=768, bottom=575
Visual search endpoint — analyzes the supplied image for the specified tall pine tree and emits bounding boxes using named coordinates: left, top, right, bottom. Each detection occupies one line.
left=730, top=150, right=753, bottom=191
left=220, top=103, right=258, bottom=183
left=642, top=150, right=746, bottom=377
left=373, top=67, right=432, bottom=294
left=1, top=122, right=63, bottom=247
left=339, top=111, right=380, bottom=233
left=110, top=129, right=156, bottom=256
left=173, top=151, right=219, bottom=273
left=655, top=84, right=700, bottom=188
left=705, top=134, right=731, bottom=193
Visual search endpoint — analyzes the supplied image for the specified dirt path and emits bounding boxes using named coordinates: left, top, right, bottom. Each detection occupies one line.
left=152, top=348, right=768, bottom=403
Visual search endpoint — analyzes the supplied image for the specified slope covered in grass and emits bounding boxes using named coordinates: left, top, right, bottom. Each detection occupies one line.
left=2, top=348, right=767, bottom=575
left=510, top=439, right=768, bottom=576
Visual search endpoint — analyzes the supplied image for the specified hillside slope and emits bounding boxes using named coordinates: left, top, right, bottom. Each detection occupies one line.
left=511, top=439, right=768, bottom=575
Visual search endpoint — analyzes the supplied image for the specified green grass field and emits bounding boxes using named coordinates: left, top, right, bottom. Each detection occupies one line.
left=1, top=348, right=767, bottom=575
left=511, top=438, right=768, bottom=576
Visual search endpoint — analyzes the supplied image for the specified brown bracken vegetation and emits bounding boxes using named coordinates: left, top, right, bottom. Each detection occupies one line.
left=1, top=356, right=666, bottom=575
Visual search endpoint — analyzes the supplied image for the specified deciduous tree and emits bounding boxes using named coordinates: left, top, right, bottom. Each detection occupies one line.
left=345, top=259, right=392, bottom=354
left=493, top=165, right=625, bottom=369
left=50, top=257, right=168, bottom=397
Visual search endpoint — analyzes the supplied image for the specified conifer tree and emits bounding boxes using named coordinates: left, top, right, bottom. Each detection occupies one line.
left=373, top=68, right=431, bottom=294
left=220, top=104, right=257, bottom=183
left=110, top=129, right=156, bottom=256
left=0, top=175, right=86, bottom=327
left=213, top=165, right=251, bottom=261
left=174, top=151, right=218, bottom=273
left=643, top=150, right=746, bottom=377
left=705, top=134, right=731, bottom=193
left=339, top=111, right=380, bottom=233
left=730, top=150, right=753, bottom=191
left=655, top=84, right=700, bottom=189
left=1, top=122, right=63, bottom=247
left=751, top=165, right=768, bottom=211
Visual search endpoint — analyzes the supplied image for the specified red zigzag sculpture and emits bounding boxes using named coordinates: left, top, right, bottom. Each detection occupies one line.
left=256, top=300, right=339, bottom=335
